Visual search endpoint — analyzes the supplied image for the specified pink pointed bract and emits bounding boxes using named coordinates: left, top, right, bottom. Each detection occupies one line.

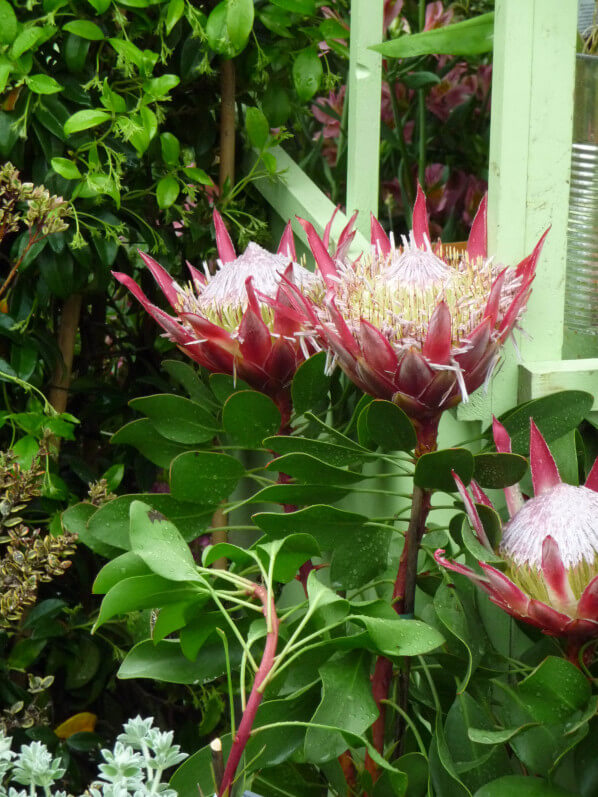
left=112, top=210, right=323, bottom=424
left=284, top=185, right=548, bottom=428
left=436, top=419, right=598, bottom=640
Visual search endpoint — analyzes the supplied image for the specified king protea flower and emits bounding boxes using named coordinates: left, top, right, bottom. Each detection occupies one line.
left=284, top=186, right=548, bottom=434
left=436, top=418, right=598, bottom=641
left=112, top=210, right=324, bottom=424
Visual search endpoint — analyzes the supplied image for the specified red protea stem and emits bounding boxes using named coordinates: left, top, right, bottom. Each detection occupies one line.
left=365, top=418, right=438, bottom=785
left=565, top=638, right=596, bottom=671
left=367, top=656, right=393, bottom=777
left=338, top=750, right=358, bottom=793
left=566, top=638, right=583, bottom=669
left=275, top=390, right=293, bottom=437
left=218, top=582, right=279, bottom=797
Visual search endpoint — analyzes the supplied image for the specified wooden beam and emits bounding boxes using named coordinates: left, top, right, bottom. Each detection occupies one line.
left=519, top=359, right=598, bottom=408
left=250, top=145, right=369, bottom=257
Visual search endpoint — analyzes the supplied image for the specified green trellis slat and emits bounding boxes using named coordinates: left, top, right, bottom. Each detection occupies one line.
left=251, top=146, right=369, bottom=257
left=346, top=0, right=383, bottom=234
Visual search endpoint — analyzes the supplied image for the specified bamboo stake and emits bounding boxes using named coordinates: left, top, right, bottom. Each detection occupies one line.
left=219, top=58, right=236, bottom=191
left=48, top=293, right=83, bottom=416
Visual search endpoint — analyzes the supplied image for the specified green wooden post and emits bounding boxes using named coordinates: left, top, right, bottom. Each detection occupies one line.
left=458, top=0, right=577, bottom=423
left=346, top=0, right=383, bottom=234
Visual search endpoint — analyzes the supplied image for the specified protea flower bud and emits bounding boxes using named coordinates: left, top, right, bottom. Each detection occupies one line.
left=283, top=186, right=548, bottom=433
left=112, top=210, right=322, bottom=424
left=435, top=418, right=598, bottom=640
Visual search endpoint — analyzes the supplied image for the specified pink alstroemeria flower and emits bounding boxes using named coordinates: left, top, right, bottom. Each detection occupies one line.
left=436, top=418, right=598, bottom=643
left=283, top=187, right=548, bottom=436
left=113, top=210, right=330, bottom=425
left=427, top=63, right=477, bottom=122
left=424, top=0, right=454, bottom=30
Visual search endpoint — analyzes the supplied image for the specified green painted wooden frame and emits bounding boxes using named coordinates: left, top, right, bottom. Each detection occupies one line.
left=253, top=0, right=595, bottom=435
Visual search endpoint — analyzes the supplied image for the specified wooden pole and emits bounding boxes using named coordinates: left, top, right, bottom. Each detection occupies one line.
left=219, top=59, right=236, bottom=191
left=48, top=293, right=83, bottom=416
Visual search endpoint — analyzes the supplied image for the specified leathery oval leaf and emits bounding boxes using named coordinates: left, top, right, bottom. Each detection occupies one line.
left=129, top=500, right=200, bottom=582
left=365, top=399, right=417, bottom=452
left=94, top=574, right=201, bottom=630
left=473, top=776, right=573, bottom=796
left=92, top=551, right=151, bottom=594
left=265, top=453, right=364, bottom=485
left=130, top=393, right=219, bottom=444
left=87, top=493, right=213, bottom=549
left=291, top=351, right=331, bottom=416
left=169, top=450, right=244, bottom=504
left=253, top=504, right=367, bottom=544
left=256, top=533, right=320, bottom=583
left=222, top=390, right=281, bottom=447
left=415, top=448, right=474, bottom=492
left=473, top=452, right=528, bottom=488
left=353, top=615, right=445, bottom=657
left=488, top=390, right=593, bottom=455
left=118, top=637, right=241, bottom=684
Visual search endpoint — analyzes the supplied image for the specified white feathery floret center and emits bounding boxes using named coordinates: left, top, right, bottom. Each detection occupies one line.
left=199, top=242, right=318, bottom=309
left=174, top=242, right=319, bottom=332
left=386, top=232, right=452, bottom=287
left=329, top=241, right=521, bottom=353
left=500, top=483, right=598, bottom=570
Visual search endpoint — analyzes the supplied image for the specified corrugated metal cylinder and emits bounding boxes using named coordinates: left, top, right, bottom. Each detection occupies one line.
left=565, top=54, right=598, bottom=333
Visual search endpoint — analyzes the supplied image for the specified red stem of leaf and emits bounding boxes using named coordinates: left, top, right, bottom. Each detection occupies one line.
left=218, top=583, right=279, bottom=797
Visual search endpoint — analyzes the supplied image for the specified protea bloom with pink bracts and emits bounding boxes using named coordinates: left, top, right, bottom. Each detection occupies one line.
left=113, top=209, right=327, bottom=424
left=436, top=417, right=598, bottom=642
left=283, top=186, right=548, bottom=434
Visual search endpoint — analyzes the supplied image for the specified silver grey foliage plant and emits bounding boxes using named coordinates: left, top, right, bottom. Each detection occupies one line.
left=0, top=717, right=186, bottom=797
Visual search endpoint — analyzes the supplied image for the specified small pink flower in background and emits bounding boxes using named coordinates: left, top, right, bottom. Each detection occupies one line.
left=113, top=211, right=324, bottom=423
left=427, top=63, right=477, bottom=122
left=380, top=82, right=414, bottom=129
left=312, top=82, right=414, bottom=164
left=384, top=0, right=406, bottom=32
left=424, top=0, right=454, bottom=30
left=384, top=0, right=451, bottom=36
left=171, top=179, right=219, bottom=238
left=436, top=418, right=598, bottom=642
left=311, top=87, right=345, bottom=164
left=403, top=118, right=415, bottom=142
left=283, top=187, right=548, bottom=428
left=172, top=206, right=195, bottom=238
left=420, top=165, right=451, bottom=240
left=475, top=63, right=492, bottom=103
left=312, top=86, right=345, bottom=142
left=318, top=6, right=350, bottom=54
